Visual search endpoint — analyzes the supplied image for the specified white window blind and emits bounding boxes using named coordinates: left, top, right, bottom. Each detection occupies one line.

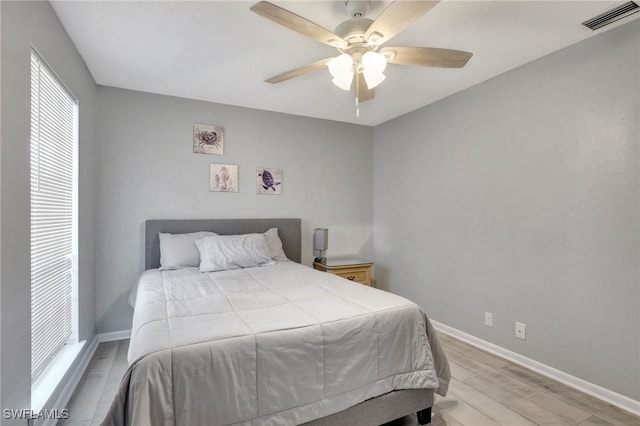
left=30, top=51, right=78, bottom=381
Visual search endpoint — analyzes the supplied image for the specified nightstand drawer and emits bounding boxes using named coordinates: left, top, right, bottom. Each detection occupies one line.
left=313, top=260, right=373, bottom=286
left=335, top=269, right=368, bottom=284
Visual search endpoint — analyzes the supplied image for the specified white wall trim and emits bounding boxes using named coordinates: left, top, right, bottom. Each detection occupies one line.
left=37, top=335, right=99, bottom=426
left=431, top=320, right=640, bottom=417
left=97, top=329, right=131, bottom=342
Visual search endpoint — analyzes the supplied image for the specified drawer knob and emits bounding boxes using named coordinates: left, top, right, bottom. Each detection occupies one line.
left=347, top=276, right=355, bottom=280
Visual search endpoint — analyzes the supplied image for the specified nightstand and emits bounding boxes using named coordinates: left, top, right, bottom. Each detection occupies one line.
left=313, top=257, right=373, bottom=286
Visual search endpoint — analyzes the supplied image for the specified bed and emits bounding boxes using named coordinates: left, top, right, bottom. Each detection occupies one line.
left=103, top=218, right=450, bottom=426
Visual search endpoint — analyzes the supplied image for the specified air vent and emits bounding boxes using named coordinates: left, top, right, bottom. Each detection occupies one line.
left=582, top=1, right=639, bottom=30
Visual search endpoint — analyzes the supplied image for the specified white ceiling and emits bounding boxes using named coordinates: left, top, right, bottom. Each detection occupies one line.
left=50, top=0, right=638, bottom=126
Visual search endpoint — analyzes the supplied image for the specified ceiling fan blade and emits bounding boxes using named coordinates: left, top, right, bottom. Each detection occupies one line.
left=251, top=1, right=347, bottom=48
left=381, top=46, right=473, bottom=68
left=265, top=58, right=334, bottom=84
left=365, top=1, right=440, bottom=46
left=354, top=73, right=375, bottom=102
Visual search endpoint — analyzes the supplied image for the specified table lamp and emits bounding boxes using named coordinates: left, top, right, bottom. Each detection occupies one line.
left=314, top=228, right=328, bottom=264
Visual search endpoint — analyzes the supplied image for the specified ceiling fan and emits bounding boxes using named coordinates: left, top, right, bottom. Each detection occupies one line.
left=250, top=0, right=473, bottom=113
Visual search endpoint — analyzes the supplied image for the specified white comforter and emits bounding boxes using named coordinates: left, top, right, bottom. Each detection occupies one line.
left=104, top=261, right=449, bottom=426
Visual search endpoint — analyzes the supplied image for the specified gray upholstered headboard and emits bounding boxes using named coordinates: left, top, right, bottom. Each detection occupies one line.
left=145, top=218, right=302, bottom=270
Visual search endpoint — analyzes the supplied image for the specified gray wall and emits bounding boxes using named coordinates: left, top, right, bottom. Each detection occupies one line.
left=0, top=0, right=98, bottom=418
left=95, top=87, right=373, bottom=333
left=373, top=21, right=639, bottom=400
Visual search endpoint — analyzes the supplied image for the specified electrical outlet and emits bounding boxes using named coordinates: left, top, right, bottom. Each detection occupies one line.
left=484, top=312, right=493, bottom=327
left=515, top=322, right=526, bottom=340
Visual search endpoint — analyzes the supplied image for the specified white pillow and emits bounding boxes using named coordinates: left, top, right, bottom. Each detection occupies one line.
left=196, top=234, right=274, bottom=272
left=159, top=231, right=217, bottom=270
left=263, top=228, right=288, bottom=261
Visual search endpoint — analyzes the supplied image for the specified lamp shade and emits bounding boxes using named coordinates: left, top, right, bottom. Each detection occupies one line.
left=313, top=228, right=329, bottom=251
left=328, top=54, right=354, bottom=91
left=362, top=51, right=387, bottom=89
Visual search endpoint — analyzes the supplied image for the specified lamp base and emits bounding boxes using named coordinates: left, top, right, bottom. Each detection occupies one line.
left=314, top=257, right=327, bottom=265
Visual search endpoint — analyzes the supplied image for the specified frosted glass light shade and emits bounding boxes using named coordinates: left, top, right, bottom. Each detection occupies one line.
left=362, top=51, right=387, bottom=89
left=328, top=54, right=354, bottom=91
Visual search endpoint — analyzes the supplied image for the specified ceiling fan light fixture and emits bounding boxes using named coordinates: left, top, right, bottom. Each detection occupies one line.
left=362, top=51, right=387, bottom=89
left=363, top=72, right=385, bottom=89
left=332, top=74, right=354, bottom=90
left=328, top=54, right=354, bottom=90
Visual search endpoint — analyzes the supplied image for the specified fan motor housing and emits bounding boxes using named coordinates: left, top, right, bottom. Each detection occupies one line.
left=334, top=18, right=373, bottom=44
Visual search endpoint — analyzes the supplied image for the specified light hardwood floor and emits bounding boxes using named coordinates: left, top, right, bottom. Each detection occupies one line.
left=60, top=333, right=639, bottom=426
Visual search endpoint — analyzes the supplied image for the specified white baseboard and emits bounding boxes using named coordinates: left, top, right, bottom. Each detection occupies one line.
left=97, top=329, right=131, bottom=342
left=38, top=336, right=100, bottom=426
left=431, top=320, right=640, bottom=417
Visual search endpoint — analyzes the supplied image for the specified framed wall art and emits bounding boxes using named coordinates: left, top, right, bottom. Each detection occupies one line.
left=210, top=164, right=238, bottom=192
left=256, top=167, right=282, bottom=195
left=194, top=124, right=224, bottom=155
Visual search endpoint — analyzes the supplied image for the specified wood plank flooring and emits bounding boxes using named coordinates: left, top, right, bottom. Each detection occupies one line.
left=60, top=333, right=639, bottom=426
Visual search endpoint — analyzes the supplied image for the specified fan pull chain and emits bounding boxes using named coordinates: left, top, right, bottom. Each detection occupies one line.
left=354, top=68, right=360, bottom=118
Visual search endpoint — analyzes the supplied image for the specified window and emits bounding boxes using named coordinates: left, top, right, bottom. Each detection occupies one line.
left=30, top=51, right=78, bottom=381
